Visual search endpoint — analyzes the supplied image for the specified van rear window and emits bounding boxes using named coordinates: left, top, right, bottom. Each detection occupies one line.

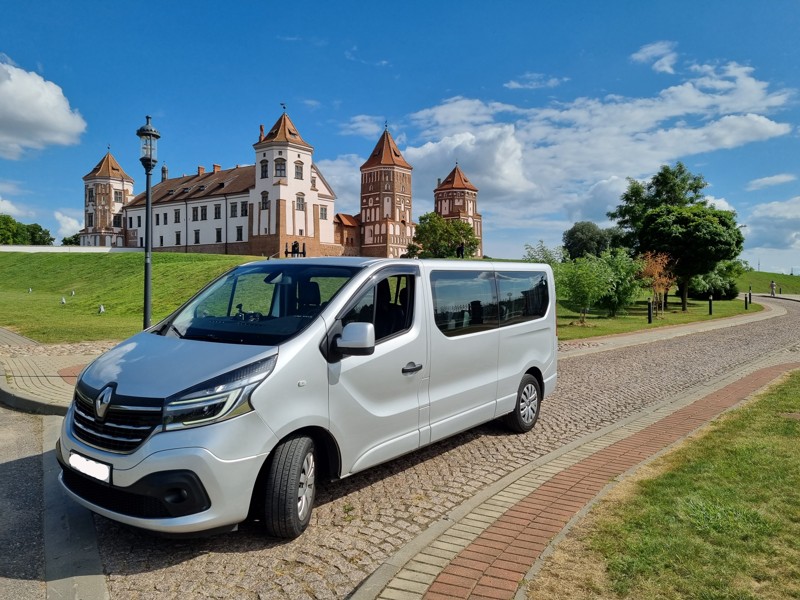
left=430, top=269, right=549, bottom=337
left=430, top=271, right=499, bottom=336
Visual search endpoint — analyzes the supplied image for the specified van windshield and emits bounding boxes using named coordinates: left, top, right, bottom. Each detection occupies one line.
left=166, top=263, right=361, bottom=346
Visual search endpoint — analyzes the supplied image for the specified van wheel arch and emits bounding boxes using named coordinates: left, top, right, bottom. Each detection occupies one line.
left=248, top=427, right=341, bottom=531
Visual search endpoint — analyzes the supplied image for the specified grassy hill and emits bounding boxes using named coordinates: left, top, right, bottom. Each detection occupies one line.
left=736, top=270, right=800, bottom=295
left=0, top=252, right=257, bottom=342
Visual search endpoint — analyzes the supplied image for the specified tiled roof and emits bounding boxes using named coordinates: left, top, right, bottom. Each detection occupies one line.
left=127, top=165, right=256, bottom=207
left=361, top=129, right=412, bottom=170
left=255, top=112, right=312, bottom=149
left=435, top=165, right=478, bottom=192
left=83, top=152, right=133, bottom=182
left=335, top=213, right=360, bottom=227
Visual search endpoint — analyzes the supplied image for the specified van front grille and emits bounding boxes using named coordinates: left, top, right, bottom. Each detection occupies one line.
left=71, top=388, right=162, bottom=453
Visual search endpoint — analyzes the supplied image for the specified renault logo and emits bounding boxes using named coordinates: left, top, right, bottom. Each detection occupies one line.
left=95, top=387, right=113, bottom=421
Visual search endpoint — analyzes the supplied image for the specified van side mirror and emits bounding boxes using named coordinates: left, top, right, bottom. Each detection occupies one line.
left=333, top=322, right=375, bottom=358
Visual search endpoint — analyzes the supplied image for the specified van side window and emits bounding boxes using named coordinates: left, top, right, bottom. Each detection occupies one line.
left=497, top=271, right=549, bottom=325
left=342, top=274, right=414, bottom=342
left=430, top=271, right=499, bottom=337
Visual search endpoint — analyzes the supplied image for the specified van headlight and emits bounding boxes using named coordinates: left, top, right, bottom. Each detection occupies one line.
left=163, top=355, right=277, bottom=431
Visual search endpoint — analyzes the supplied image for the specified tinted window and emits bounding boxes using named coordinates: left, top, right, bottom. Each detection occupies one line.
left=496, top=271, right=549, bottom=326
left=342, top=274, right=414, bottom=342
left=430, top=271, right=498, bottom=337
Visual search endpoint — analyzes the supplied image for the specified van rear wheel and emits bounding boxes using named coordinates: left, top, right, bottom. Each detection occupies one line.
left=262, top=435, right=316, bottom=539
left=504, top=375, right=540, bottom=433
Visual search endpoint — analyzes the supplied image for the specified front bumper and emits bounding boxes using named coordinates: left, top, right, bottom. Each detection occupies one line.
left=57, top=406, right=276, bottom=533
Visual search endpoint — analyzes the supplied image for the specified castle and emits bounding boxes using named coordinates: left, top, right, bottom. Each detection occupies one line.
left=79, top=112, right=483, bottom=259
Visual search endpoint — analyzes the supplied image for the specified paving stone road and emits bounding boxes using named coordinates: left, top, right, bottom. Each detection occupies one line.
left=82, top=298, right=800, bottom=600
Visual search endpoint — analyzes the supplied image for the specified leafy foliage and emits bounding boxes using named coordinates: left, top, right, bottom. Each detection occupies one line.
left=559, top=255, right=613, bottom=323
left=597, top=249, right=645, bottom=317
left=523, top=240, right=567, bottom=266
left=406, top=212, right=479, bottom=258
left=0, top=214, right=55, bottom=245
left=61, top=233, right=81, bottom=246
left=608, top=162, right=708, bottom=251
left=689, top=259, right=746, bottom=300
left=639, top=204, right=744, bottom=309
left=562, top=221, right=625, bottom=259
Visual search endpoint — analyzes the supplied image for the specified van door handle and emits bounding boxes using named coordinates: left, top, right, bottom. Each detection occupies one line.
left=402, top=362, right=423, bottom=374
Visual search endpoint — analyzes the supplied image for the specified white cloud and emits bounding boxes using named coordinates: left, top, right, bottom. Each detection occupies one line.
left=504, top=72, right=568, bottom=90
left=370, top=56, right=792, bottom=248
left=631, top=41, right=678, bottom=74
left=745, top=196, right=800, bottom=250
left=705, top=195, right=735, bottom=212
left=315, top=154, right=364, bottom=215
left=0, top=196, right=34, bottom=218
left=54, top=210, right=81, bottom=240
left=0, top=58, right=87, bottom=159
left=339, top=115, right=385, bottom=138
left=746, top=173, right=796, bottom=191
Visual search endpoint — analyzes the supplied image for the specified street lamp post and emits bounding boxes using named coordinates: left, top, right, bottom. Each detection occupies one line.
left=136, top=116, right=161, bottom=329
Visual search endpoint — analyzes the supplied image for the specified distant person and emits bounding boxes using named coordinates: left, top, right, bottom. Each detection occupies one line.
left=770, top=280, right=776, bottom=297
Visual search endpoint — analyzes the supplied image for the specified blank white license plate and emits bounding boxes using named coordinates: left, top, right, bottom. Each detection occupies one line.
left=69, top=451, right=111, bottom=483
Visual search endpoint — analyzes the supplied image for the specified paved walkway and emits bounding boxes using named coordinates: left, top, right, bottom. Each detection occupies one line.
left=1, top=294, right=799, bottom=600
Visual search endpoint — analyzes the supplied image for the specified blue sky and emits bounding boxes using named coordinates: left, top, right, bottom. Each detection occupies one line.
left=1, top=1, right=799, bottom=273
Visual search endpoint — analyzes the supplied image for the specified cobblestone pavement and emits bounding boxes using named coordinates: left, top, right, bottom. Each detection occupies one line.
left=75, top=298, right=800, bottom=600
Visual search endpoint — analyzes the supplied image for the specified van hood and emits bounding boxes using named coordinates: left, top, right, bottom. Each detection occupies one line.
left=79, top=331, right=277, bottom=400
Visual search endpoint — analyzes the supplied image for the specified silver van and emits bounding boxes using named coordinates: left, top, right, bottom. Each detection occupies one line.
left=57, top=257, right=557, bottom=538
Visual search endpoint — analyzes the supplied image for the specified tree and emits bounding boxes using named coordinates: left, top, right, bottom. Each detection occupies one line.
left=688, top=259, right=746, bottom=300
left=523, top=240, right=567, bottom=266
left=640, top=251, right=675, bottom=318
left=61, top=233, right=81, bottom=246
left=597, top=249, right=644, bottom=317
left=0, top=215, right=55, bottom=245
left=407, top=212, right=479, bottom=258
left=24, top=223, right=55, bottom=245
left=608, top=162, right=708, bottom=250
left=560, top=255, right=613, bottom=323
left=638, top=204, right=744, bottom=311
left=562, top=221, right=627, bottom=259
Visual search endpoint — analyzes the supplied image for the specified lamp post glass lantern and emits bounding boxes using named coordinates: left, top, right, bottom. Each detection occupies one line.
left=136, top=116, right=160, bottom=329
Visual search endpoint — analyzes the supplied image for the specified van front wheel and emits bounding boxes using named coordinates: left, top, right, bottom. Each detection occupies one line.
left=262, top=435, right=316, bottom=539
left=504, top=375, right=540, bottom=433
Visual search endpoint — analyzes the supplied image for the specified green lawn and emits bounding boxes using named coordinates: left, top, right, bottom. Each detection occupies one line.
left=0, top=252, right=785, bottom=344
left=0, top=252, right=257, bottom=342
left=737, top=270, right=800, bottom=295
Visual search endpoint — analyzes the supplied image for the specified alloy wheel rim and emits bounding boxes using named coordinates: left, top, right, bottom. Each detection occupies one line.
left=297, top=451, right=316, bottom=521
left=520, top=383, right=539, bottom=425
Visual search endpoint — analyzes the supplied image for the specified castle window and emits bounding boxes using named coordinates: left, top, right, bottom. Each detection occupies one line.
left=114, top=190, right=122, bottom=203
left=294, top=162, right=303, bottom=180
left=87, top=214, right=94, bottom=227
left=113, top=215, right=122, bottom=228
left=192, top=207, right=198, bottom=221
left=200, top=206, right=208, bottom=221
left=137, top=215, right=142, bottom=228
left=296, top=194, right=305, bottom=211
left=320, top=206, right=328, bottom=220
left=155, top=213, right=160, bottom=226
left=214, top=204, right=221, bottom=219
left=230, top=203, right=238, bottom=218
left=236, top=226, right=243, bottom=241
left=159, top=236, right=163, bottom=247
left=260, top=160, right=268, bottom=179
left=163, top=212, right=168, bottom=225
left=216, top=228, right=222, bottom=243
left=194, top=230, right=200, bottom=244
left=174, top=209, right=181, bottom=224
left=274, top=158, right=286, bottom=178
left=241, top=201, right=248, bottom=217
left=87, top=188, right=94, bottom=203
left=128, top=217, right=133, bottom=228
left=260, top=192, right=268, bottom=210
left=175, top=231, right=181, bottom=245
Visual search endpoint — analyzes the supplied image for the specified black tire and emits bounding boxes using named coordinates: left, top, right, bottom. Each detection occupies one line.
left=503, top=374, right=541, bottom=433
left=262, top=435, right=316, bottom=539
